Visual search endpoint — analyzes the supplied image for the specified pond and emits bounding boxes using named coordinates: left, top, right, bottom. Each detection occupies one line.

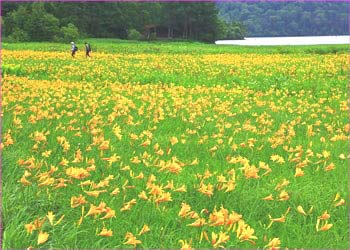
left=215, top=36, right=350, bottom=46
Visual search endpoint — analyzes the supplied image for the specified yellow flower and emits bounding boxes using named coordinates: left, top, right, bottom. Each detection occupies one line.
left=318, top=211, right=330, bottom=220
left=124, top=232, right=141, bottom=246
left=262, top=194, right=274, bottom=201
left=120, top=199, right=137, bottom=212
left=187, top=218, right=206, bottom=227
left=170, top=136, right=178, bottom=145
left=296, top=206, right=307, bottom=216
left=37, top=231, right=49, bottom=245
left=179, top=239, right=192, bottom=250
left=25, top=223, right=36, bottom=234
left=325, top=163, right=335, bottom=171
left=335, top=199, right=345, bottom=207
left=97, top=227, right=113, bottom=237
left=154, top=192, right=172, bottom=204
left=278, top=190, right=290, bottom=201
left=100, top=208, right=116, bottom=220
left=138, top=224, right=150, bottom=235
left=19, top=175, right=32, bottom=186
left=266, top=237, right=281, bottom=250
left=212, top=231, right=230, bottom=248
left=178, top=203, right=191, bottom=218
left=110, top=187, right=120, bottom=196
left=86, top=202, right=107, bottom=217
left=99, top=140, right=110, bottom=150
left=70, top=195, right=87, bottom=208
left=84, top=190, right=107, bottom=197
left=294, top=168, right=304, bottom=177
left=65, top=167, right=90, bottom=179
left=236, top=220, right=258, bottom=243
left=319, top=223, right=333, bottom=231
left=46, top=211, right=55, bottom=225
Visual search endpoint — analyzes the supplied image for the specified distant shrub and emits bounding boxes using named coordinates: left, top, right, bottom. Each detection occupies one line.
left=148, top=33, right=157, bottom=41
left=7, top=28, right=30, bottom=42
left=225, top=22, right=246, bottom=40
left=2, top=64, right=26, bottom=77
left=60, top=23, right=80, bottom=43
left=197, top=32, right=217, bottom=43
left=127, top=29, right=142, bottom=41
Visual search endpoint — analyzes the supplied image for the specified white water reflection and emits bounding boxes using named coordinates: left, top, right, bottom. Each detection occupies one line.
left=215, top=36, right=350, bottom=46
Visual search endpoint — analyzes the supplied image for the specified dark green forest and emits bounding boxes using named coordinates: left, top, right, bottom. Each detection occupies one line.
left=217, top=2, right=349, bottom=37
left=2, top=2, right=230, bottom=42
left=1, top=1, right=348, bottom=43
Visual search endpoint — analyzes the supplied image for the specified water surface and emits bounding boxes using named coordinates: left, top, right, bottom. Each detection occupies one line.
left=216, top=36, right=350, bottom=46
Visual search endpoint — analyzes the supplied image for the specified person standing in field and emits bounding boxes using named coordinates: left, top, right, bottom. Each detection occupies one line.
left=85, top=42, right=92, bottom=58
left=71, top=42, right=78, bottom=57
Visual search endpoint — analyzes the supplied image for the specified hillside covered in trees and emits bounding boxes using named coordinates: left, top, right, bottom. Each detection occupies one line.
left=217, top=2, right=349, bottom=37
left=2, top=1, right=348, bottom=43
left=2, top=2, right=229, bottom=42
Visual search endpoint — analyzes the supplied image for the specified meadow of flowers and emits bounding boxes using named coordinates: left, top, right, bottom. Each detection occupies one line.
left=1, top=41, right=349, bottom=248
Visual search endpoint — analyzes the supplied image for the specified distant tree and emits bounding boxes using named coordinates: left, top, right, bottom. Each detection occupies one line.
left=25, top=2, right=60, bottom=41
left=7, top=28, right=30, bottom=42
left=4, top=2, right=60, bottom=41
left=225, top=22, right=246, bottom=40
left=60, top=23, right=80, bottom=42
left=217, top=2, right=349, bottom=37
left=127, top=29, right=142, bottom=40
left=4, top=2, right=228, bottom=42
left=3, top=5, right=29, bottom=37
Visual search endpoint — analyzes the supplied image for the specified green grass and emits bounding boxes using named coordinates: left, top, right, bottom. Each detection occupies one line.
left=2, top=38, right=349, bottom=54
left=1, top=39, right=349, bottom=248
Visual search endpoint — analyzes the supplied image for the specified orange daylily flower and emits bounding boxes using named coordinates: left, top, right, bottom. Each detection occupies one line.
left=25, top=223, right=36, bottom=234
left=84, top=190, right=107, bottom=197
left=294, top=167, right=304, bottom=177
left=97, top=227, right=113, bottom=237
left=86, top=202, right=107, bottom=217
left=266, top=237, right=281, bottom=250
left=325, top=163, right=335, bottom=171
left=335, top=199, right=345, bottom=207
left=100, top=208, right=116, bottom=220
left=319, top=223, right=333, bottom=231
left=120, top=199, right=137, bottom=211
left=187, top=218, right=206, bottom=227
left=138, top=191, right=149, bottom=200
left=111, top=187, right=120, bottom=196
left=212, top=231, right=230, bottom=248
left=99, top=140, right=110, bottom=150
left=178, top=203, right=191, bottom=218
left=318, top=211, right=330, bottom=220
left=124, top=232, right=142, bottom=246
left=155, top=192, right=172, bottom=204
left=70, top=195, right=87, bottom=208
left=65, top=167, right=90, bottom=179
left=262, top=194, right=274, bottom=201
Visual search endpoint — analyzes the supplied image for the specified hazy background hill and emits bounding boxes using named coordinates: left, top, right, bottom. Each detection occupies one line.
left=2, top=1, right=349, bottom=43
left=217, top=2, right=349, bottom=37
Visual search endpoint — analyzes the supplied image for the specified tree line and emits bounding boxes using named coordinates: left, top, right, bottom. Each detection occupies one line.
left=217, top=2, right=349, bottom=37
left=2, top=2, right=245, bottom=43
left=2, top=2, right=347, bottom=43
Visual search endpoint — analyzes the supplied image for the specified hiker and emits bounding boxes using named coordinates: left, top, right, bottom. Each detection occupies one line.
left=71, top=42, right=78, bottom=57
left=85, top=42, right=92, bottom=58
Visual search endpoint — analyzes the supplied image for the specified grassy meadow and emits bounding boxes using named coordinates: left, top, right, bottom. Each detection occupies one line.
left=1, top=39, right=349, bottom=248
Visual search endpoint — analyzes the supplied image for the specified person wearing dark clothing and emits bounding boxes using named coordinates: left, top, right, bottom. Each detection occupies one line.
left=71, top=42, right=78, bottom=57
left=85, top=42, right=92, bottom=58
